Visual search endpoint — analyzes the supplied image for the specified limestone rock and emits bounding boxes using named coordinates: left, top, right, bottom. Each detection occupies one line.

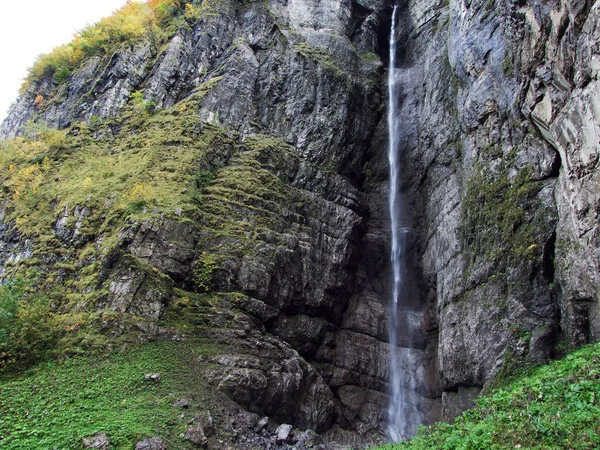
left=173, top=398, right=190, bottom=408
left=275, top=424, right=293, bottom=443
left=82, top=433, right=110, bottom=449
left=185, top=425, right=207, bottom=447
left=135, top=437, right=167, bottom=450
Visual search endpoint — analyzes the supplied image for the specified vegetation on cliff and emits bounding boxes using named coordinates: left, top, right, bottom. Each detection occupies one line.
left=0, top=71, right=290, bottom=371
left=22, top=0, right=212, bottom=92
left=379, top=342, right=600, bottom=450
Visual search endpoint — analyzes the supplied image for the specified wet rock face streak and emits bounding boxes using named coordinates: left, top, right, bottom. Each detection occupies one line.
left=2, top=0, right=600, bottom=443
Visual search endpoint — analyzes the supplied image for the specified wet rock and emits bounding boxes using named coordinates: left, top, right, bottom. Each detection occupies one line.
left=206, top=331, right=335, bottom=432
left=441, top=387, right=481, bottom=423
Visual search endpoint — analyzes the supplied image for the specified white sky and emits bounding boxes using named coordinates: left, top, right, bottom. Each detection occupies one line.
left=0, top=0, right=130, bottom=124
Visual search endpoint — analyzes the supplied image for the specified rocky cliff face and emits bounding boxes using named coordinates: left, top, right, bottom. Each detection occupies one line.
left=389, top=0, right=600, bottom=420
left=1, top=0, right=599, bottom=444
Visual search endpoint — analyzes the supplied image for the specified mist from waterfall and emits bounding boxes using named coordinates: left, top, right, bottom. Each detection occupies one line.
left=387, top=4, right=423, bottom=442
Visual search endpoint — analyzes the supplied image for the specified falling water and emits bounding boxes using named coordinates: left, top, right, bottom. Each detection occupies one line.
left=387, top=4, right=422, bottom=442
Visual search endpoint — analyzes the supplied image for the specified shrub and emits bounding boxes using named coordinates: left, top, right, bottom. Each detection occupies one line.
left=130, top=91, right=158, bottom=114
left=0, top=278, right=58, bottom=372
left=123, top=182, right=156, bottom=213
left=193, top=252, right=219, bottom=292
left=193, top=170, right=214, bottom=189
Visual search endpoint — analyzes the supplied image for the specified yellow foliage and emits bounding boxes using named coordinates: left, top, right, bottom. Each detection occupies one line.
left=19, top=0, right=216, bottom=93
left=28, top=44, right=75, bottom=80
left=30, top=124, right=67, bottom=149
left=125, top=181, right=155, bottom=204
left=148, top=0, right=180, bottom=21
left=6, top=164, right=44, bottom=201
left=184, top=3, right=201, bottom=19
left=21, top=0, right=171, bottom=92
left=34, top=95, right=44, bottom=108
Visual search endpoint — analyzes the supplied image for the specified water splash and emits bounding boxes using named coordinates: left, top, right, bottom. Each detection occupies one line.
left=387, top=4, right=423, bottom=442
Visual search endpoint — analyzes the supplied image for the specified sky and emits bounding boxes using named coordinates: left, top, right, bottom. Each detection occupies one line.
left=0, top=0, right=130, bottom=124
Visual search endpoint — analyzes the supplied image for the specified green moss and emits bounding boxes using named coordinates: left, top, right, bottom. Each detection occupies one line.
left=0, top=77, right=316, bottom=370
left=461, top=164, right=543, bottom=267
left=292, top=42, right=347, bottom=80
left=503, top=50, right=515, bottom=78
left=160, top=289, right=214, bottom=331
left=0, top=73, right=233, bottom=364
left=195, top=133, right=309, bottom=264
left=360, top=52, right=381, bottom=63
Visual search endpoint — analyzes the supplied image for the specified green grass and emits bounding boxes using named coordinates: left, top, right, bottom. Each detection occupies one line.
left=378, top=342, right=600, bottom=450
left=0, top=340, right=222, bottom=450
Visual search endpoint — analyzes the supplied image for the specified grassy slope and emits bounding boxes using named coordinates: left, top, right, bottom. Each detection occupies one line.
left=0, top=339, right=224, bottom=449
left=379, top=343, right=600, bottom=450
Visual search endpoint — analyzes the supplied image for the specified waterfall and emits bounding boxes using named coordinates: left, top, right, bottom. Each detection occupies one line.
left=387, top=4, right=423, bottom=442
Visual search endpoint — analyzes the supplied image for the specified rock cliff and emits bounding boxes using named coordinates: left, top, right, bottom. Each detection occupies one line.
left=1, top=0, right=599, bottom=444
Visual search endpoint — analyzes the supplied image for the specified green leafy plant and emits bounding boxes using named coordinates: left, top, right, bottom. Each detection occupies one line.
left=129, top=91, right=158, bottom=114
left=0, top=277, right=58, bottom=372
left=192, top=170, right=214, bottom=189
left=193, top=252, right=219, bottom=292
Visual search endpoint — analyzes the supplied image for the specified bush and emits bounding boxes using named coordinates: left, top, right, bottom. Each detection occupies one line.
left=130, top=91, right=158, bottom=114
left=193, top=170, right=214, bottom=189
left=193, top=252, right=219, bottom=292
left=0, top=278, right=58, bottom=372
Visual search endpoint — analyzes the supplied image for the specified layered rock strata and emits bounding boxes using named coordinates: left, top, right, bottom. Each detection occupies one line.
left=1, top=0, right=600, bottom=442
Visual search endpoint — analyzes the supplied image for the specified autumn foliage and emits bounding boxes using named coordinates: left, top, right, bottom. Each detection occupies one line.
left=21, top=0, right=189, bottom=92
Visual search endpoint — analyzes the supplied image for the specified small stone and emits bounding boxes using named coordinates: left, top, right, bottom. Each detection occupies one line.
left=82, top=432, right=110, bottom=449
left=255, top=416, right=269, bottom=432
left=173, top=398, right=190, bottom=408
left=174, top=207, right=183, bottom=216
left=194, top=411, right=215, bottom=437
left=232, top=411, right=258, bottom=431
left=143, top=373, right=162, bottom=382
left=275, top=424, right=293, bottom=443
left=296, top=429, right=321, bottom=447
left=185, top=426, right=207, bottom=447
left=135, top=437, right=167, bottom=450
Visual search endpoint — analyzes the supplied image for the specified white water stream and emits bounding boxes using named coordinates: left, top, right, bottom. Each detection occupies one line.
left=387, top=4, right=422, bottom=441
